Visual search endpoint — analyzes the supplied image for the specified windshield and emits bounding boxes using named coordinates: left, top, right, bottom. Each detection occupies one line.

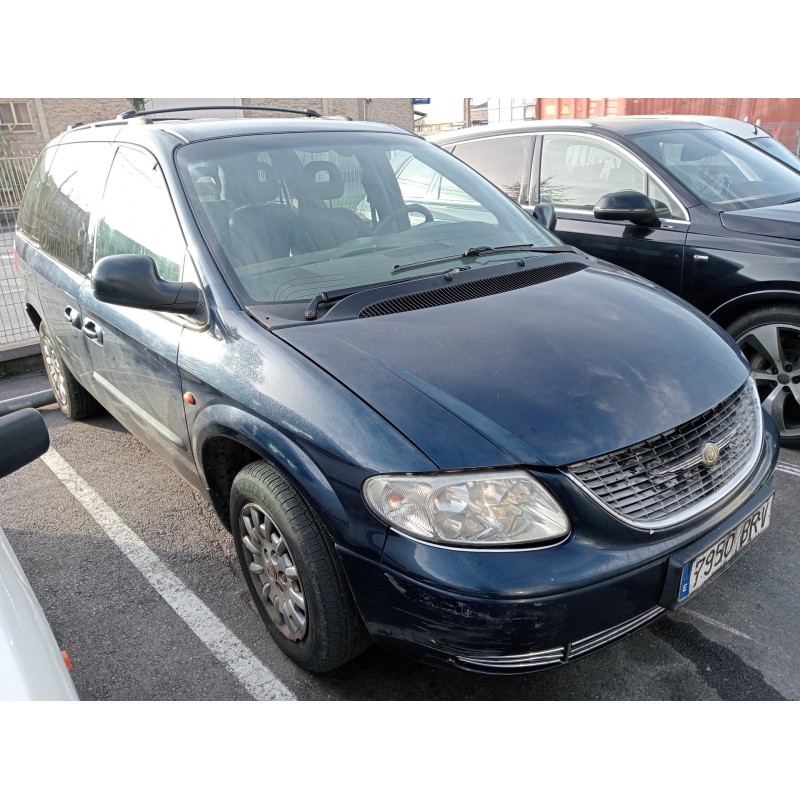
left=629, top=128, right=800, bottom=210
left=176, top=130, right=558, bottom=305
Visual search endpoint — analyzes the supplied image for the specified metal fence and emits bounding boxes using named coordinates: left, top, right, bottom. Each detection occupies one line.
left=1, top=140, right=43, bottom=345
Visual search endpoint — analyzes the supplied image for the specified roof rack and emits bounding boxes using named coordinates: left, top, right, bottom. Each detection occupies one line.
left=116, top=105, right=323, bottom=121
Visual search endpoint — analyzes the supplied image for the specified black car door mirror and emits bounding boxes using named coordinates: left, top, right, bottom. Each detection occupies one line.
left=594, top=191, right=661, bottom=227
left=92, top=254, right=203, bottom=314
left=531, top=203, right=557, bottom=231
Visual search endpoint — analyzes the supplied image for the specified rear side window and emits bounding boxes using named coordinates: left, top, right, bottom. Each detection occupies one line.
left=451, top=136, right=531, bottom=202
left=95, top=146, right=186, bottom=282
left=17, top=147, right=54, bottom=241
left=19, top=142, right=112, bottom=274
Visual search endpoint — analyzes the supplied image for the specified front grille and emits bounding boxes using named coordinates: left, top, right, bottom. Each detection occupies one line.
left=566, top=378, right=762, bottom=528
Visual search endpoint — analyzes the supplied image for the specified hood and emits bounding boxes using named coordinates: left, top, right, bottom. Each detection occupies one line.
left=720, top=200, right=800, bottom=240
left=277, top=265, right=750, bottom=468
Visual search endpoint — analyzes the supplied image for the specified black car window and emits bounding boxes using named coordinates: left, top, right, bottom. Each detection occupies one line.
left=95, top=146, right=185, bottom=282
left=451, top=136, right=530, bottom=202
left=21, top=142, right=112, bottom=274
left=538, top=134, right=682, bottom=218
left=630, top=128, right=800, bottom=210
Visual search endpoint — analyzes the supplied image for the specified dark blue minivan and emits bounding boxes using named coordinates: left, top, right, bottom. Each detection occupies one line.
left=15, top=108, right=779, bottom=673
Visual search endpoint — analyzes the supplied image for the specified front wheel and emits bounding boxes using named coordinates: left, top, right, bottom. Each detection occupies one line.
left=727, top=305, right=800, bottom=447
left=230, top=460, right=371, bottom=672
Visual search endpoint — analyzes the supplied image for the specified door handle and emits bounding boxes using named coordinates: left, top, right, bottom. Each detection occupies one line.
left=693, top=254, right=709, bottom=263
left=82, top=318, right=103, bottom=344
left=64, top=306, right=82, bottom=328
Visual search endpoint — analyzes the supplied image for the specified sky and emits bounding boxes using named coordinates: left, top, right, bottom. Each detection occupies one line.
left=7, top=6, right=797, bottom=105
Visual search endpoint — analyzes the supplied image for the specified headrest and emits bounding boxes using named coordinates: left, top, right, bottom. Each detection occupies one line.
left=305, top=160, right=344, bottom=200
left=190, top=165, right=221, bottom=201
left=233, top=162, right=281, bottom=205
left=255, top=164, right=281, bottom=201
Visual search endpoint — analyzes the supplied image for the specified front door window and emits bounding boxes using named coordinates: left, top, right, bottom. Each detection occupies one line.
left=540, top=134, right=679, bottom=217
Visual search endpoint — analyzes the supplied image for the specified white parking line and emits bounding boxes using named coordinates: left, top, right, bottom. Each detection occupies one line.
left=40, top=448, right=296, bottom=701
left=776, top=461, right=800, bottom=477
left=679, top=609, right=753, bottom=641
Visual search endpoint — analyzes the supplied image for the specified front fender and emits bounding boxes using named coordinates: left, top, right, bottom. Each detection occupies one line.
left=190, top=403, right=417, bottom=557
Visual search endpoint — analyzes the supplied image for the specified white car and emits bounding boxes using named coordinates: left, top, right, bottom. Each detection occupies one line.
left=0, top=409, right=78, bottom=700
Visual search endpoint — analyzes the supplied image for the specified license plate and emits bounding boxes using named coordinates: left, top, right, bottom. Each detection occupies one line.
left=677, top=495, right=773, bottom=602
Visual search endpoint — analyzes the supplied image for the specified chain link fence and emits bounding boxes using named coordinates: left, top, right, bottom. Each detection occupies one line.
left=1, top=140, right=43, bottom=346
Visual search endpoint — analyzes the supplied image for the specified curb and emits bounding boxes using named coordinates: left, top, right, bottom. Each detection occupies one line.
left=0, top=341, right=43, bottom=378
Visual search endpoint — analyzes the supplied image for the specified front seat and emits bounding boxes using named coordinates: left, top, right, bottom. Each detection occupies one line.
left=291, top=161, right=369, bottom=253
left=190, top=164, right=235, bottom=251
left=228, top=164, right=296, bottom=265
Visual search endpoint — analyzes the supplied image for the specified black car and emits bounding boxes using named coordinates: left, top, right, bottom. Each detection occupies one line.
left=15, top=108, right=778, bottom=675
left=432, top=118, right=800, bottom=446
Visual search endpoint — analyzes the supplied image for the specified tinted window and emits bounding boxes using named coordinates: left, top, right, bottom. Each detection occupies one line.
left=630, top=128, right=800, bottom=210
left=20, top=142, right=112, bottom=274
left=452, top=136, right=529, bottom=202
left=16, top=147, right=53, bottom=241
left=749, top=137, right=800, bottom=172
left=95, top=146, right=185, bottom=281
left=538, top=134, right=681, bottom=217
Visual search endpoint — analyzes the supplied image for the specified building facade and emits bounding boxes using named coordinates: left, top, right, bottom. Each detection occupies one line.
left=0, top=97, right=415, bottom=147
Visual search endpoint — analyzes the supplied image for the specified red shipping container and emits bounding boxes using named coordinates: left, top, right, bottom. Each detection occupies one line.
left=533, top=97, right=800, bottom=149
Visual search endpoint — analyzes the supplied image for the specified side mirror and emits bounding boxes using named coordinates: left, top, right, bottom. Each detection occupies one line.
left=594, top=191, right=661, bottom=226
left=531, top=203, right=557, bottom=232
left=0, top=409, right=49, bottom=480
left=92, top=254, right=202, bottom=314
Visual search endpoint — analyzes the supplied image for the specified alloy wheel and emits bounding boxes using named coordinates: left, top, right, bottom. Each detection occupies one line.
left=238, top=502, right=307, bottom=641
left=41, top=331, right=68, bottom=408
left=736, top=322, right=800, bottom=440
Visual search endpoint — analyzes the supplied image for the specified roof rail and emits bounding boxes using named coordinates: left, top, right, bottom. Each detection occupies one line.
left=117, top=105, right=322, bottom=120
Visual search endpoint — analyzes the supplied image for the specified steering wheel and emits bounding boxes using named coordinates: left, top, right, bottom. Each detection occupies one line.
left=374, top=203, right=434, bottom=234
left=700, top=172, right=733, bottom=198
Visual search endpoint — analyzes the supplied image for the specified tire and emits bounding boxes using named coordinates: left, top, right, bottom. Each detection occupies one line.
left=39, top=322, right=101, bottom=420
left=230, top=460, right=371, bottom=672
left=727, top=304, right=800, bottom=448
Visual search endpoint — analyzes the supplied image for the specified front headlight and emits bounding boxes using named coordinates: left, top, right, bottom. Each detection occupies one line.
left=362, top=470, right=570, bottom=547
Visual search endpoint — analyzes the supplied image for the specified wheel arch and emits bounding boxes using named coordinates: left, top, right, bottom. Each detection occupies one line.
left=193, top=406, right=352, bottom=541
left=709, top=288, right=800, bottom=329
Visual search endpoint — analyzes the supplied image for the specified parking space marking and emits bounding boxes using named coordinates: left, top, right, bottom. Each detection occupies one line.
left=776, top=461, right=800, bottom=477
left=40, top=448, right=296, bottom=702
left=679, top=609, right=753, bottom=641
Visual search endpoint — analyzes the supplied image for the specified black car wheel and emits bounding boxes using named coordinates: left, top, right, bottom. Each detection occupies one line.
left=728, top=305, right=800, bottom=447
left=39, top=322, right=101, bottom=420
left=230, top=460, right=371, bottom=672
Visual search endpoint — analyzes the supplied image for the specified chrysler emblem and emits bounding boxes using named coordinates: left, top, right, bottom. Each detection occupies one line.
left=651, top=425, right=739, bottom=477
left=702, top=443, right=720, bottom=466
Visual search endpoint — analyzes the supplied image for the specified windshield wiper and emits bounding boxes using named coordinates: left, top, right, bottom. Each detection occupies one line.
left=391, top=244, right=575, bottom=275
left=462, top=244, right=575, bottom=257
left=304, top=290, right=353, bottom=320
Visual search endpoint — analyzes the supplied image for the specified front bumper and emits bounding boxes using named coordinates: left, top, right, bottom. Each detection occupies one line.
left=338, top=421, right=779, bottom=675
